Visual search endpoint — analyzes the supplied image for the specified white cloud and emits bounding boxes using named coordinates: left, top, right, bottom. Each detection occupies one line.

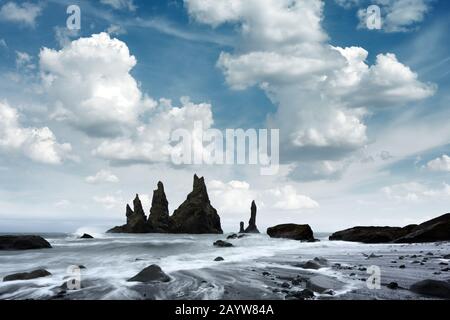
left=0, top=2, right=43, bottom=27
left=270, top=185, right=319, bottom=210
left=15, top=51, right=35, bottom=70
left=54, top=26, right=79, bottom=47
left=93, top=195, right=123, bottom=210
left=106, top=24, right=127, bottom=36
left=382, top=182, right=450, bottom=202
left=100, top=0, right=136, bottom=11
left=94, top=97, right=214, bottom=164
left=85, top=170, right=120, bottom=184
left=289, top=160, right=349, bottom=181
left=0, top=101, right=72, bottom=164
left=40, top=33, right=156, bottom=137
left=54, top=199, right=71, bottom=208
left=186, top=0, right=435, bottom=163
left=426, top=155, right=450, bottom=172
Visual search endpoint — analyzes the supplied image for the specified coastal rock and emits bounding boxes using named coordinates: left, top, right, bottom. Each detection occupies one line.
left=285, top=289, right=315, bottom=300
left=79, top=233, right=93, bottom=239
left=107, top=195, right=151, bottom=233
left=148, top=181, right=170, bottom=233
left=394, top=213, right=450, bottom=243
left=0, top=235, right=52, bottom=250
left=169, top=175, right=223, bottom=234
left=299, top=260, right=322, bottom=270
left=244, top=201, right=260, bottom=233
left=213, top=240, right=233, bottom=247
left=329, top=225, right=416, bottom=243
left=127, top=265, right=171, bottom=283
left=239, top=222, right=245, bottom=233
left=410, top=279, right=450, bottom=299
left=227, top=234, right=238, bottom=240
left=4, top=269, right=51, bottom=282
left=306, top=275, right=344, bottom=294
left=266, top=224, right=315, bottom=241
left=214, top=256, right=224, bottom=261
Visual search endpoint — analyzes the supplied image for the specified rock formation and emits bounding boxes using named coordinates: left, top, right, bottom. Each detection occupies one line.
left=127, top=265, right=171, bottom=283
left=148, top=181, right=170, bottom=233
left=169, top=175, right=223, bottom=234
left=107, top=194, right=151, bottom=233
left=239, top=221, right=245, bottom=233
left=80, top=233, right=93, bottom=239
left=329, top=213, right=450, bottom=243
left=266, top=224, right=315, bottom=241
left=0, top=235, right=52, bottom=250
left=244, top=201, right=260, bottom=233
left=3, top=269, right=51, bottom=282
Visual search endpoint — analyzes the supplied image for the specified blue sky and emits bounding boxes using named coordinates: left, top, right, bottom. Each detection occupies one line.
left=0, top=0, right=449, bottom=233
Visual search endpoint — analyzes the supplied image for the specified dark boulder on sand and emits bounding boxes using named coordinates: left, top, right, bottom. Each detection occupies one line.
left=107, top=195, right=152, bottom=233
left=0, top=235, right=52, bottom=250
left=329, top=213, right=450, bottom=243
left=394, top=213, right=450, bottom=243
left=127, top=265, right=171, bottom=283
left=267, top=224, right=315, bottom=241
left=244, top=201, right=260, bottom=233
left=4, top=269, right=51, bottom=282
left=79, top=233, right=93, bottom=239
left=169, top=175, right=223, bottom=234
left=410, top=279, right=450, bottom=299
left=213, top=240, right=233, bottom=247
left=148, top=181, right=170, bottom=233
left=306, top=275, right=344, bottom=294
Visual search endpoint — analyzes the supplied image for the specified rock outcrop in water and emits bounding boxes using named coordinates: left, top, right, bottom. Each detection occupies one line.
left=239, top=221, right=245, bottom=233
left=107, top=175, right=222, bottom=234
left=107, top=195, right=151, bottom=233
left=0, top=235, right=52, bottom=250
left=3, top=269, right=51, bottom=282
left=244, top=201, right=260, bottom=233
left=127, top=265, right=171, bottom=283
left=267, top=224, right=315, bottom=241
left=169, top=175, right=223, bottom=234
left=329, top=213, right=450, bottom=243
left=148, top=181, right=170, bottom=233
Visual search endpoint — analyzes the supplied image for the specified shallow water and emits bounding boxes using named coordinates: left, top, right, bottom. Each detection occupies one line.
left=0, top=232, right=449, bottom=300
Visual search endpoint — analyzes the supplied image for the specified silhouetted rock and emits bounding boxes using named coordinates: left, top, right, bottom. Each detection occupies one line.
left=127, top=265, right=170, bottom=283
left=227, top=234, right=238, bottom=240
left=410, top=279, right=450, bottom=299
left=244, top=201, right=260, bottom=233
left=4, top=269, right=51, bottom=281
left=0, top=235, right=52, bottom=250
left=107, top=195, right=151, bottom=233
left=329, top=213, right=450, bottom=243
left=394, top=213, right=450, bottom=243
left=286, top=289, right=315, bottom=300
left=80, top=233, right=93, bottom=239
left=329, top=225, right=416, bottom=243
left=214, top=256, right=225, bottom=261
left=148, top=181, right=170, bottom=233
left=213, top=240, right=233, bottom=247
left=169, top=175, right=223, bottom=234
left=267, top=224, right=315, bottom=241
left=239, top=221, right=245, bottom=233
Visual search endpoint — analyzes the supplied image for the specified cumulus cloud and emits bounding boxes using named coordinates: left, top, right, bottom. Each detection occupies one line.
left=85, top=170, right=120, bottom=184
left=185, top=0, right=435, bottom=168
left=0, top=101, right=72, bottom=164
left=426, top=155, right=450, bottom=172
left=93, top=97, right=214, bottom=164
left=0, top=2, right=42, bottom=27
left=40, top=33, right=156, bottom=137
left=289, top=160, right=349, bottom=181
left=100, top=0, right=136, bottom=11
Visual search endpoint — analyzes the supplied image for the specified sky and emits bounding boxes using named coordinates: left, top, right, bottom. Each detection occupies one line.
left=0, top=0, right=449, bottom=233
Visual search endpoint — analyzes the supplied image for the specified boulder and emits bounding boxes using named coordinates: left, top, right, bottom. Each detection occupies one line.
left=410, top=279, right=450, bottom=299
left=285, top=289, right=315, bottom=300
left=169, top=175, right=223, bottom=234
left=267, top=224, right=315, bottom=241
left=329, top=225, right=416, bottom=243
left=306, top=275, right=344, bottom=294
left=213, top=240, right=233, bottom=247
left=127, top=265, right=171, bottom=283
left=214, top=256, right=225, bottom=261
left=3, top=269, right=51, bottom=282
left=244, top=201, right=260, bottom=233
left=79, top=233, right=93, bottom=239
left=299, top=260, right=322, bottom=270
left=148, top=181, right=170, bottom=233
left=0, top=235, right=52, bottom=250
left=227, top=234, right=238, bottom=240
left=394, top=213, right=450, bottom=243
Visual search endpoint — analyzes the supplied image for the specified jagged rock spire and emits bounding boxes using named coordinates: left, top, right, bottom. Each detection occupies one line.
left=239, top=221, right=245, bottom=233
left=244, top=200, right=260, bottom=233
left=148, top=181, right=170, bottom=233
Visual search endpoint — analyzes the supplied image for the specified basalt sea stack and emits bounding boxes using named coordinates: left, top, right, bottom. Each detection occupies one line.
left=244, top=201, right=260, bottom=233
left=148, top=181, right=170, bottom=233
left=107, top=195, right=151, bottom=233
left=169, top=175, right=223, bottom=234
